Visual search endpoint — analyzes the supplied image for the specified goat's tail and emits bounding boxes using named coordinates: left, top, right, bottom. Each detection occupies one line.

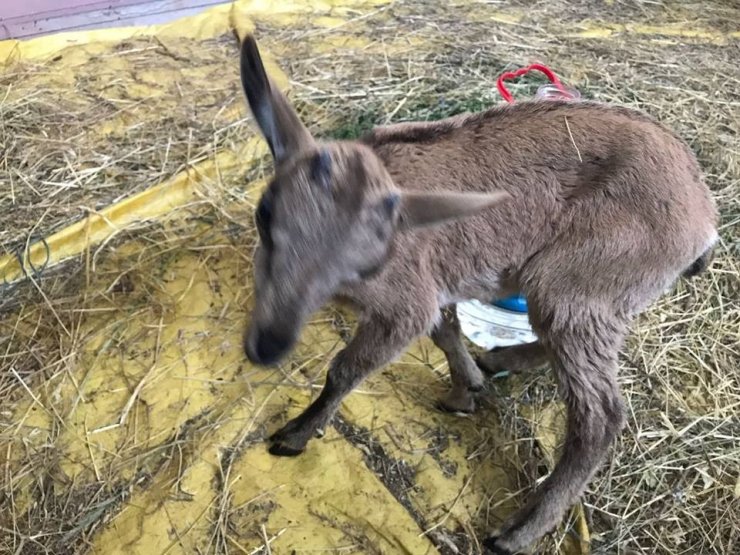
left=682, top=245, right=714, bottom=278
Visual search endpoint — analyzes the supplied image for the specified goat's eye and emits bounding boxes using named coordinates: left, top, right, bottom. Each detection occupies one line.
left=255, top=197, right=272, bottom=247
left=310, top=149, right=332, bottom=189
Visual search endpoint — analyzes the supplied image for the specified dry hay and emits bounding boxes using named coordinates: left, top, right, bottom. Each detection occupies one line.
left=1, top=1, right=739, bottom=554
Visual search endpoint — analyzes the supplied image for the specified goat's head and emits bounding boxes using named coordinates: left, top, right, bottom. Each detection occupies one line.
left=239, top=36, right=508, bottom=366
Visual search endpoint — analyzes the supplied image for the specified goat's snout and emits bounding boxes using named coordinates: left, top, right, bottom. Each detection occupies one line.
left=245, top=326, right=293, bottom=366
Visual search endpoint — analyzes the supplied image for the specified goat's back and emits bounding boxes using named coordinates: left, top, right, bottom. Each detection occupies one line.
left=360, top=101, right=717, bottom=311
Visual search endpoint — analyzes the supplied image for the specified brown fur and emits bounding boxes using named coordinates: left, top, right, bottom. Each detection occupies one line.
left=237, top=36, right=718, bottom=554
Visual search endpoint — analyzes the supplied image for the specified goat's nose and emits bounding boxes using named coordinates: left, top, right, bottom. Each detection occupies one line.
left=249, top=328, right=291, bottom=366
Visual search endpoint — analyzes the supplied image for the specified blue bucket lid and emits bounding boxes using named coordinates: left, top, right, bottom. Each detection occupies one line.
left=492, top=293, right=528, bottom=313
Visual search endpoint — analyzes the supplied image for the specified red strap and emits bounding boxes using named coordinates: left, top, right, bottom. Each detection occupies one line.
left=496, top=63, right=570, bottom=103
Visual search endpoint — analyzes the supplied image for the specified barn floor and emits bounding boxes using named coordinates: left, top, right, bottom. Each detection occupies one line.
left=1, top=1, right=738, bottom=554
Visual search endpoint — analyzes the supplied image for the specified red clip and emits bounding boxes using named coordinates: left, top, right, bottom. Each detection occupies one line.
left=496, top=64, right=571, bottom=103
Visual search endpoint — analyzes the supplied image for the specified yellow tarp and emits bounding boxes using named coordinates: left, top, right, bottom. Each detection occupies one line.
left=0, top=1, right=591, bottom=553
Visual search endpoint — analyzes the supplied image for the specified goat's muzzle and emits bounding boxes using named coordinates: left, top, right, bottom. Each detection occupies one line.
left=245, top=326, right=294, bottom=366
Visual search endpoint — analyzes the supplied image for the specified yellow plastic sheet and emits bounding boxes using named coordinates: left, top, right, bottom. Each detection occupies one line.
left=0, top=1, right=592, bottom=553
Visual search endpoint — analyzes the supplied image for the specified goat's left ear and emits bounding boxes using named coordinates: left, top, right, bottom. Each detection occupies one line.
left=398, top=190, right=510, bottom=229
left=239, top=35, right=314, bottom=163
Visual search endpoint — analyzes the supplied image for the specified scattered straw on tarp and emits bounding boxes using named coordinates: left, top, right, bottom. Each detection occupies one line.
left=1, top=1, right=738, bottom=554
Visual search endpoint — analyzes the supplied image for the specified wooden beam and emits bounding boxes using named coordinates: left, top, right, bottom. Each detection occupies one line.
left=0, top=0, right=227, bottom=40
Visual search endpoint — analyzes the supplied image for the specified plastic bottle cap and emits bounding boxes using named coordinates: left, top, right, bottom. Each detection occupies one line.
left=491, top=294, right=528, bottom=313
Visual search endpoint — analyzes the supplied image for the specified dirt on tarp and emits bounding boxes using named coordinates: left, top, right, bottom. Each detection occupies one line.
left=1, top=1, right=738, bottom=554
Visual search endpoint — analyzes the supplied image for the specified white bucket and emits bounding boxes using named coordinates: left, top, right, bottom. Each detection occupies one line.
left=456, top=299, right=536, bottom=350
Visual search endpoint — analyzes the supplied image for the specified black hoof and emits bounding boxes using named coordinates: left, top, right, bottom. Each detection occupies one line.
left=435, top=400, right=474, bottom=415
left=268, top=442, right=304, bottom=457
left=482, top=537, right=514, bottom=555
left=474, top=356, right=495, bottom=373
left=475, top=356, right=510, bottom=378
left=268, top=429, right=286, bottom=442
left=269, top=421, right=300, bottom=443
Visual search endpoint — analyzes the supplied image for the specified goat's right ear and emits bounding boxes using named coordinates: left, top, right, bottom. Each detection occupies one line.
left=398, top=190, right=510, bottom=229
left=239, top=35, right=314, bottom=163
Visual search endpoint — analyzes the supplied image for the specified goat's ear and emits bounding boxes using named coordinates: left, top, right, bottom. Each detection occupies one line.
left=239, top=35, right=313, bottom=163
left=398, top=190, right=510, bottom=229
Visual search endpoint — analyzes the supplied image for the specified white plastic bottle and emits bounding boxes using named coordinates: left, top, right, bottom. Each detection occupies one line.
left=456, top=294, right=536, bottom=350
left=534, top=83, right=581, bottom=101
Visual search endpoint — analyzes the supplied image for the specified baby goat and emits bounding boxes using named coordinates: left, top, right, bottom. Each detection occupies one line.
left=238, top=36, right=717, bottom=553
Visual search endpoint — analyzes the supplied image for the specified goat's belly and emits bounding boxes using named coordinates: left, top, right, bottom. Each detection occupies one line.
left=439, top=271, right=517, bottom=307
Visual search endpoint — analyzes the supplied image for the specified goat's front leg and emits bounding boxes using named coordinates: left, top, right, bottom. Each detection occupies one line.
left=484, top=316, right=626, bottom=554
left=269, top=315, right=424, bottom=456
left=431, top=306, right=485, bottom=413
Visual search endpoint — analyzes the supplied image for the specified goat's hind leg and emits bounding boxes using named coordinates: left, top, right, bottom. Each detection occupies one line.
left=484, top=313, right=626, bottom=554
left=477, top=341, right=549, bottom=376
left=431, top=306, right=485, bottom=413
